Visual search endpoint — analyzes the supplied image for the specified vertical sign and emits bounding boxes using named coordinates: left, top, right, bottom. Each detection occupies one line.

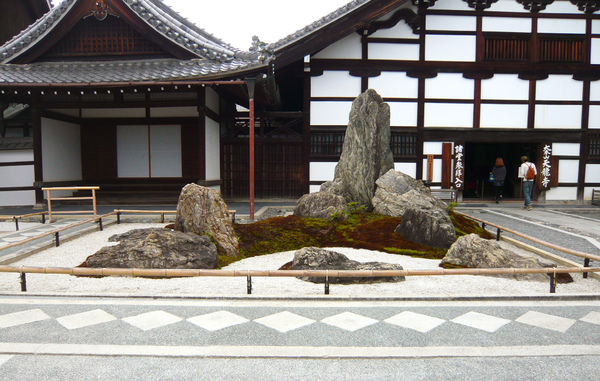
left=454, top=144, right=464, bottom=190
left=426, top=154, right=434, bottom=182
left=540, top=144, right=552, bottom=190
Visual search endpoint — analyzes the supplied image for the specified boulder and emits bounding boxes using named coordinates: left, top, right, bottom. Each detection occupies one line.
left=293, top=192, right=349, bottom=220
left=174, top=183, right=239, bottom=257
left=320, top=89, right=394, bottom=210
left=84, top=228, right=218, bottom=270
left=291, top=247, right=405, bottom=284
left=440, top=234, right=559, bottom=282
left=395, top=207, right=457, bottom=249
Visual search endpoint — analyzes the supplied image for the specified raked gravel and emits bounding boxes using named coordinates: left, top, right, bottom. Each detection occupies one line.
left=1, top=222, right=599, bottom=297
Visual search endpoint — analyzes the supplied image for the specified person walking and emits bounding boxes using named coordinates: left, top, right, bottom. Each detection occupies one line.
left=519, top=155, right=537, bottom=210
left=492, top=157, right=506, bottom=204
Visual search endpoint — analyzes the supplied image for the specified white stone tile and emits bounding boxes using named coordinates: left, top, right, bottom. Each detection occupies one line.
left=580, top=311, right=600, bottom=326
left=56, top=309, right=117, bottom=330
left=122, top=310, right=183, bottom=331
left=0, top=355, right=13, bottom=367
left=321, top=312, right=378, bottom=332
left=0, top=237, right=27, bottom=242
left=516, top=311, right=576, bottom=333
left=384, top=311, right=446, bottom=333
left=254, top=311, right=315, bottom=333
left=0, top=309, right=51, bottom=329
left=451, top=311, right=511, bottom=333
left=188, top=311, right=249, bottom=331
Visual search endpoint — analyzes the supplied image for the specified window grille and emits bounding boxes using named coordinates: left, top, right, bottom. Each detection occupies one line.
left=391, top=132, right=417, bottom=158
left=539, top=37, right=583, bottom=63
left=483, top=34, right=584, bottom=63
left=484, top=35, right=529, bottom=61
left=310, top=131, right=345, bottom=157
left=590, top=134, right=600, bottom=159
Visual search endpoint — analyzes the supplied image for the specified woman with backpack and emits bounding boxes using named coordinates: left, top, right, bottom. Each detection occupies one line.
left=519, top=156, right=537, bottom=210
left=492, top=157, right=507, bottom=204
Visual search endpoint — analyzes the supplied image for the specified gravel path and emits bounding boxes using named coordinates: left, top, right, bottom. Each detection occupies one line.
left=1, top=223, right=599, bottom=297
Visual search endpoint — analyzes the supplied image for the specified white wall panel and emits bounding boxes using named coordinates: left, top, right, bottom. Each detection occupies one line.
left=41, top=118, right=82, bottom=183
left=0, top=191, right=35, bottom=207
left=430, top=0, right=471, bottom=11
left=395, top=162, right=417, bottom=178
left=426, top=73, right=474, bottom=99
left=310, top=101, right=353, bottom=125
left=310, top=162, right=336, bottom=181
left=594, top=20, right=600, bottom=34
left=424, top=103, right=474, bottom=127
left=313, top=33, right=362, bottom=59
left=535, top=105, right=581, bottom=129
left=482, top=17, right=531, bottom=33
left=589, top=105, right=600, bottom=128
left=482, top=74, right=529, bottom=100
left=117, top=125, right=149, bottom=178
left=552, top=143, right=580, bottom=157
left=368, top=43, right=420, bottom=60
left=206, top=87, right=219, bottom=115
left=545, top=187, right=577, bottom=201
left=311, top=71, right=361, bottom=98
left=427, top=15, right=476, bottom=31
left=592, top=39, right=600, bottom=65
left=590, top=80, right=600, bottom=101
left=480, top=104, right=528, bottom=128
left=584, top=187, right=596, bottom=201
left=536, top=75, right=582, bottom=101
left=82, top=108, right=145, bottom=118
left=205, top=118, right=220, bottom=181
left=538, top=19, right=585, bottom=34
left=368, top=72, right=418, bottom=98
left=558, top=160, right=579, bottom=183
left=0, top=165, right=33, bottom=187
left=424, top=142, right=443, bottom=155
left=425, top=35, right=476, bottom=62
left=542, top=1, right=581, bottom=14
left=586, top=164, right=600, bottom=183
left=485, top=0, right=527, bottom=12
left=370, top=21, right=418, bottom=39
left=150, top=125, right=181, bottom=178
left=389, top=102, right=418, bottom=126
left=151, top=107, right=198, bottom=118
left=0, top=150, right=32, bottom=163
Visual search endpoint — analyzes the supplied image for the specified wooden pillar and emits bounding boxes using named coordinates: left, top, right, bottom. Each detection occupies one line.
left=246, top=79, right=256, bottom=220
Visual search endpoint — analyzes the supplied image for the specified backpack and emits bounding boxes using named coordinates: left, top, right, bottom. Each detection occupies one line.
left=525, top=163, right=536, bottom=180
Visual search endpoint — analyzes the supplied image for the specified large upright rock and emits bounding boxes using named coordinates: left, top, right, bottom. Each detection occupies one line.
left=320, top=89, right=394, bottom=210
left=174, top=184, right=239, bottom=257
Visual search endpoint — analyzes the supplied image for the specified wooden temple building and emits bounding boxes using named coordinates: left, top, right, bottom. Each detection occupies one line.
left=1, top=0, right=600, bottom=207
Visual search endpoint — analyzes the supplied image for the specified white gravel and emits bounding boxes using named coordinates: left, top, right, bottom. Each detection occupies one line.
left=1, top=223, right=599, bottom=297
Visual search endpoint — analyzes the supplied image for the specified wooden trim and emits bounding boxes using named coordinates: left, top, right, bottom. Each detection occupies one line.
left=527, top=80, right=536, bottom=129
left=0, top=186, right=36, bottom=192
left=0, top=161, right=34, bottom=167
left=442, top=142, right=452, bottom=188
left=39, top=109, right=81, bottom=124
left=31, top=103, right=43, bottom=204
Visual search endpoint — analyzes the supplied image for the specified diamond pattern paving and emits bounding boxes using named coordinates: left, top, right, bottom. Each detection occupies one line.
left=0, top=309, right=51, bottom=329
left=516, top=311, right=577, bottom=333
left=321, top=312, right=378, bottom=332
left=384, top=311, right=446, bottom=333
left=188, top=311, right=249, bottom=331
left=451, top=311, right=511, bottom=333
left=123, top=311, right=183, bottom=331
left=254, top=311, right=315, bottom=333
left=580, top=311, right=600, bottom=326
left=56, top=309, right=117, bottom=330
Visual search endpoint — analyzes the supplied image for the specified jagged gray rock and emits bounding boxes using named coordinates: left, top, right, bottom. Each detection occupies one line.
left=293, top=192, right=349, bottom=220
left=441, top=234, right=561, bottom=282
left=174, top=184, right=239, bottom=257
left=395, top=207, right=457, bottom=249
left=84, top=228, right=218, bottom=270
left=320, top=89, right=394, bottom=210
left=292, top=247, right=405, bottom=284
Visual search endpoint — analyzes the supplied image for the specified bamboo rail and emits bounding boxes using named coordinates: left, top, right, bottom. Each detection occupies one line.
left=43, top=186, right=100, bottom=221
left=114, top=209, right=237, bottom=223
left=0, top=212, right=47, bottom=231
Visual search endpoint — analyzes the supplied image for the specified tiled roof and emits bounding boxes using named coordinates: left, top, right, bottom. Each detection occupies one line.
left=1, top=0, right=266, bottom=64
left=0, top=137, right=34, bottom=150
left=0, top=58, right=263, bottom=84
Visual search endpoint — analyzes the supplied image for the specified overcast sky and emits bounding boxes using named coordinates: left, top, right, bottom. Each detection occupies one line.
left=51, top=0, right=352, bottom=50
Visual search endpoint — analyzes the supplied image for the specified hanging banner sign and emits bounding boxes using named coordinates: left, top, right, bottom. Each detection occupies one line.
left=453, top=144, right=464, bottom=190
left=539, top=143, right=552, bottom=190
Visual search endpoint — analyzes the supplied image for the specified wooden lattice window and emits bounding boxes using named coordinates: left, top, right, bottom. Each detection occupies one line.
left=590, top=134, right=600, bottom=159
left=483, top=33, right=584, bottom=63
left=391, top=132, right=417, bottom=158
left=42, top=15, right=166, bottom=59
left=539, top=37, right=584, bottom=63
left=311, top=131, right=345, bottom=157
left=484, top=35, right=529, bottom=61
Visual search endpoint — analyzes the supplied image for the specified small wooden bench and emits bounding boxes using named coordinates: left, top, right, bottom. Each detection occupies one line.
left=593, top=189, right=600, bottom=207
left=430, top=188, right=457, bottom=203
left=42, top=186, right=99, bottom=221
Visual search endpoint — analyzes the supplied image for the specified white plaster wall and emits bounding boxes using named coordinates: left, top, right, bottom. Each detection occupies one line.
left=368, top=72, right=418, bottom=98
left=430, top=0, right=471, bottom=11
left=488, top=0, right=528, bottom=12
left=424, top=142, right=443, bottom=155
left=424, top=103, right=474, bottom=127
left=535, top=105, right=582, bottom=129
left=368, top=43, right=420, bottom=61
left=538, top=18, right=585, bottom=34
left=205, top=117, right=220, bottom=182
left=0, top=191, right=35, bottom=207
left=150, top=125, right=181, bottom=178
left=395, top=162, right=417, bottom=178
left=117, top=125, right=149, bottom=178
left=0, top=150, right=32, bottom=163
left=41, top=118, right=82, bottom=183
left=481, top=74, right=529, bottom=100
left=480, top=104, right=528, bottom=128
left=590, top=80, right=600, bottom=101
left=310, top=162, right=336, bottom=181
left=536, top=76, right=582, bottom=101
left=589, top=105, right=600, bottom=129
left=557, top=160, right=579, bottom=183
left=594, top=20, right=600, bottom=34
left=421, top=158, right=442, bottom=182
left=0, top=165, right=33, bottom=187
left=313, top=33, right=362, bottom=59
left=426, top=73, right=474, bottom=99
left=586, top=164, right=600, bottom=183
left=592, top=39, right=600, bottom=65
left=310, top=101, right=353, bottom=125
left=370, top=21, right=418, bottom=39
left=425, top=35, right=476, bottom=62
left=584, top=187, right=596, bottom=201
left=389, top=102, right=418, bottom=126
left=542, top=1, right=581, bottom=14
left=552, top=143, right=580, bottom=157
left=427, top=15, right=476, bottom=31
left=151, top=107, right=198, bottom=118
left=482, top=17, right=531, bottom=33
left=545, top=187, right=577, bottom=201
left=311, top=71, right=361, bottom=98
left=82, top=108, right=145, bottom=118
left=206, top=87, right=220, bottom=115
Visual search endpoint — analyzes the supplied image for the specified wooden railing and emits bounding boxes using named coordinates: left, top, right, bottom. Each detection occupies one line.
left=42, top=186, right=99, bottom=221
left=593, top=190, right=600, bottom=207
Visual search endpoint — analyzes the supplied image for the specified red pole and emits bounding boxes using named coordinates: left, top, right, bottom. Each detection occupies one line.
left=249, top=97, right=255, bottom=220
